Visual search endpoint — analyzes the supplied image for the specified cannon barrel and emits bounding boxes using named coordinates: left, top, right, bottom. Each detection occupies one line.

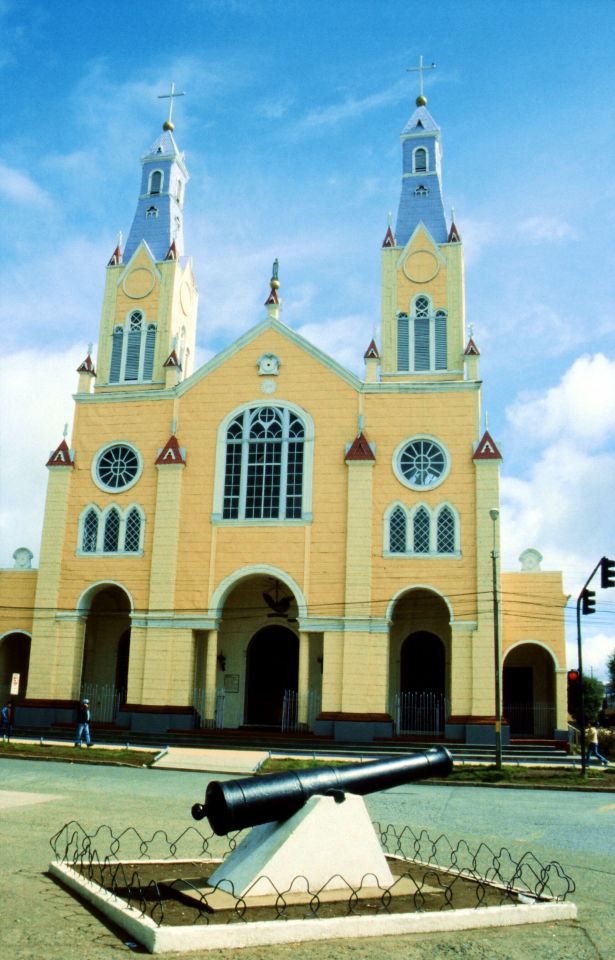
left=192, top=746, right=452, bottom=835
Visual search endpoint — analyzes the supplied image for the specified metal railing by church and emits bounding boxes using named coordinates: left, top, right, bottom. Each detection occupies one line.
left=503, top=702, right=556, bottom=738
left=192, top=687, right=226, bottom=730
left=393, top=691, right=448, bottom=736
left=281, top=689, right=321, bottom=732
left=79, top=683, right=123, bottom=723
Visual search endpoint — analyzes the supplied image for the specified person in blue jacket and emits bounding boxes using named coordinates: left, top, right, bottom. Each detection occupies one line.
left=74, top=698, right=92, bottom=747
left=1, top=701, right=14, bottom=741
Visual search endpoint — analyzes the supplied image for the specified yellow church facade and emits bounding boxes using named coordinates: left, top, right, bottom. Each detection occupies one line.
left=0, top=95, right=569, bottom=744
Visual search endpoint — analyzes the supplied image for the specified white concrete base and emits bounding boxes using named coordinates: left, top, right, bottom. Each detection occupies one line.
left=208, top=793, right=393, bottom=897
left=48, top=860, right=578, bottom=955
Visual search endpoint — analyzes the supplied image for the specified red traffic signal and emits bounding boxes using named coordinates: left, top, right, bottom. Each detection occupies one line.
left=601, top=557, right=615, bottom=589
left=567, top=669, right=580, bottom=684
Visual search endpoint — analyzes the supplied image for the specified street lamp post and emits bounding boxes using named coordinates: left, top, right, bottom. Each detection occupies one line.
left=490, top=508, right=503, bottom=770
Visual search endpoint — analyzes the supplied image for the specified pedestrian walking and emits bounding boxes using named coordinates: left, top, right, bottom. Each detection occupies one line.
left=1, top=701, right=14, bottom=741
left=74, top=698, right=93, bottom=747
left=586, top=722, right=608, bottom=767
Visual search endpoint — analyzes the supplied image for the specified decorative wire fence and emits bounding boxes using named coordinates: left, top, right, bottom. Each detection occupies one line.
left=281, top=689, right=321, bottom=732
left=49, top=819, right=575, bottom=929
left=192, top=688, right=226, bottom=730
left=393, top=692, right=448, bottom=736
left=79, top=683, right=123, bottom=723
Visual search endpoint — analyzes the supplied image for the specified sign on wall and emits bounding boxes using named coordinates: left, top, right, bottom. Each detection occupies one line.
left=10, top=673, right=20, bottom=695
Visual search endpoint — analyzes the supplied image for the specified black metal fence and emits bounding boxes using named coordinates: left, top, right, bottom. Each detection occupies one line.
left=49, top=819, right=575, bottom=929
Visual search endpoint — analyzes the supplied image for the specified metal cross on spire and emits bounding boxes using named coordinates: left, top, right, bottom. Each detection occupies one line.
left=406, top=55, right=436, bottom=105
left=158, top=82, right=185, bottom=131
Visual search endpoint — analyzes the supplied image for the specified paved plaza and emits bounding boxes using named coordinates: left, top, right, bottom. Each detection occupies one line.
left=0, top=755, right=614, bottom=959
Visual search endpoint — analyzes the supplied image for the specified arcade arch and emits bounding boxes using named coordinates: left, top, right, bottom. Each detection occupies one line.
left=503, top=641, right=556, bottom=737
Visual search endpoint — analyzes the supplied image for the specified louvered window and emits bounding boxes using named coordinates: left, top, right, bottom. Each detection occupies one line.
left=103, top=509, right=120, bottom=552
left=82, top=510, right=99, bottom=552
left=435, top=311, right=447, bottom=369
left=108, top=311, right=157, bottom=383
left=413, top=507, right=431, bottom=553
left=389, top=507, right=407, bottom=553
left=143, top=324, right=156, bottom=380
left=397, top=313, right=409, bottom=371
left=109, top=327, right=123, bottom=383
left=149, top=170, right=163, bottom=194
left=223, top=407, right=305, bottom=520
left=414, top=148, right=427, bottom=173
left=124, top=508, right=142, bottom=552
left=437, top=507, right=456, bottom=553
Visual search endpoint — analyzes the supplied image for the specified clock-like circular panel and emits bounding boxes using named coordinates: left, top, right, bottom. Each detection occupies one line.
left=394, top=436, right=449, bottom=490
left=122, top=267, right=156, bottom=299
left=94, top=443, right=142, bottom=492
left=402, top=249, right=439, bottom=283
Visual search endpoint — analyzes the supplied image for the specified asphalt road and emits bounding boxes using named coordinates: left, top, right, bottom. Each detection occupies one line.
left=0, top=758, right=613, bottom=959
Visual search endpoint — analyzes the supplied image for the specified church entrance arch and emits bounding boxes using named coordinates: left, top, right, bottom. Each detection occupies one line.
left=81, top=585, right=131, bottom=723
left=244, top=625, right=299, bottom=726
left=0, top=632, right=31, bottom=703
left=503, top=643, right=556, bottom=738
left=389, top=588, right=451, bottom=735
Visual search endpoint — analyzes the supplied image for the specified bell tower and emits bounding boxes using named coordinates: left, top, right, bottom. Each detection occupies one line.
left=380, top=63, right=465, bottom=382
left=93, top=89, right=198, bottom=393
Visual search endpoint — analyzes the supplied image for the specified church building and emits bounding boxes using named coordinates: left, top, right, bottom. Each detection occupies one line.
left=0, top=86, right=569, bottom=744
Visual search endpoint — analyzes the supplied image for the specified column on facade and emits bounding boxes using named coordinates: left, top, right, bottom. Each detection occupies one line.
left=27, top=448, right=73, bottom=700
left=298, top=630, right=310, bottom=726
left=204, top=628, right=218, bottom=724
left=320, top=630, right=343, bottom=713
left=471, top=439, right=503, bottom=720
left=554, top=667, right=568, bottom=734
left=448, top=622, right=476, bottom=719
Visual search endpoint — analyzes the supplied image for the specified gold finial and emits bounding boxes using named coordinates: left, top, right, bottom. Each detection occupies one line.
left=270, top=257, right=280, bottom=290
left=163, top=119, right=175, bottom=132
left=416, top=94, right=428, bottom=107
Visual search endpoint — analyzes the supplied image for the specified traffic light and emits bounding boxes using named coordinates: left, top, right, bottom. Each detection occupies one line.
left=600, top=557, right=615, bottom=589
left=567, top=669, right=580, bottom=685
left=581, top=589, right=596, bottom=615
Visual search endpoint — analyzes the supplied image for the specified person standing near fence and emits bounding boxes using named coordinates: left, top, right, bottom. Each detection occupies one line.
left=1, top=701, right=14, bottom=741
left=74, top=698, right=92, bottom=748
left=586, top=722, right=608, bottom=767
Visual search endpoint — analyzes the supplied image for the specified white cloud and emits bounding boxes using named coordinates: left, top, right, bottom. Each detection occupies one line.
left=518, top=215, right=577, bottom=243
left=296, top=314, right=373, bottom=375
left=501, top=355, right=615, bottom=678
left=506, top=354, right=615, bottom=449
left=0, top=345, right=83, bottom=567
left=0, top=162, right=52, bottom=207
left=295, top=79, right=406, bottom=132
left=566, top=631, right=614, bottom=684
left=456, top=217, right=501, bottom=266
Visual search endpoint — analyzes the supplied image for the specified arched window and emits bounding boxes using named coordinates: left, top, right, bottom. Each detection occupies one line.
left=413, top=507, right=431, bottom=553
left=413, top=147, right=428, bottom=173
left=414, top=184, right=429, bottom=197
left=222, top=406, right=305, bottom=520
left=103, top=509, right=120, bottom=552
left=389, top=506, right=407, bottom=553
left=108, top=311, right=157, bottom=384
left=146, top=205, right=159, bottom=219
left=396, top=297, right=448, bottom=373
left=124, top=508, right=142, bottom=552
left=437, top=507, right=456, bottom=553
left=149, top=170, right=163, bottom=195
left=82, top=509, right=99, bottom=552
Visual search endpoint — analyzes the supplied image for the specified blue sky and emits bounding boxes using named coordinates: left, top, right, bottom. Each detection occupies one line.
left=0, top=0, right=614, bottom=677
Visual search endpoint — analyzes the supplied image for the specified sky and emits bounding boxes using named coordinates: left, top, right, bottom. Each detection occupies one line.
left=0, top=0, right=614, bottom=679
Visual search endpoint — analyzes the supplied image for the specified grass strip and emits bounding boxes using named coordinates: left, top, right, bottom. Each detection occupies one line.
left=258, top=756, right=613, bottom=787
left=0, top=741, right=157, bottom=767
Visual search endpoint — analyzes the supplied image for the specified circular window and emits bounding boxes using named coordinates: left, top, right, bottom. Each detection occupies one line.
left=94, top=444, right=141, bottom=491
left=395, top=437, right=449, bottom=490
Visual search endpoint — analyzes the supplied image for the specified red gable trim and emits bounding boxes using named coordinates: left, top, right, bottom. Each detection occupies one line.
left=382, top=226, right=396, bottom=248
left=364, top=339, right=380, bottom=360
left=46, top=439, right=74, bottom=468
left=165, top=240, right=178, bottom=261
left=464, top=337, right=480, bottom=356
left=107, top=245, right=122, bottom=266
left=345, top=432, right=376, bottom=462
left=76, top=355, right=96, bottom=374
left=155, top=435, right=186, bottom=465
left=264, top=288, right=280, bottom=306
left=447, top=222, right=461, bottom=243
left=473, top=430, right=502, bottom=461
left=163, top=349, right=180, bottom=368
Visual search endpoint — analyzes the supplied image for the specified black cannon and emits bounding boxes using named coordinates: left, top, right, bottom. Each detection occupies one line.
left=192, top=746, right=452, bottom=835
